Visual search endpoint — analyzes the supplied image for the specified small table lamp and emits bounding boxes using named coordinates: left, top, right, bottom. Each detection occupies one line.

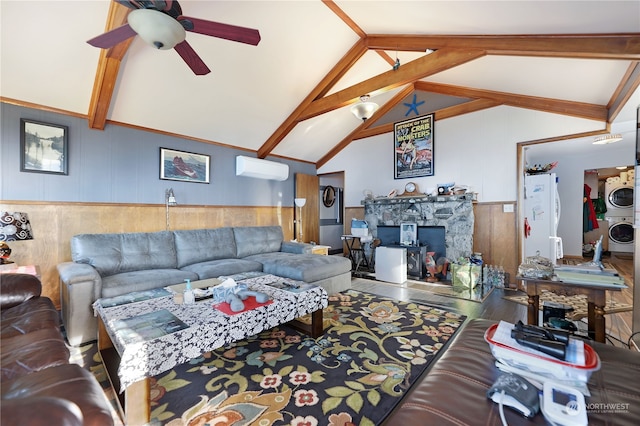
left=0, top=212, right=34, bottom=264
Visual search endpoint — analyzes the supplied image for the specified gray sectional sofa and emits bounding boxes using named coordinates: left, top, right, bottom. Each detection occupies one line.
left=57, top=226, right=352, bottom=346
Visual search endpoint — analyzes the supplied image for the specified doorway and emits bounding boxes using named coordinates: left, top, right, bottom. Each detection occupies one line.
left=319, top=171, right=345, bottom=255
left=584, top=165, right=634, bottom=255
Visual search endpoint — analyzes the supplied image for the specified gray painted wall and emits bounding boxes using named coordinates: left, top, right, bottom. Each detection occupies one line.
left=0, top=103, right=315, bottom=206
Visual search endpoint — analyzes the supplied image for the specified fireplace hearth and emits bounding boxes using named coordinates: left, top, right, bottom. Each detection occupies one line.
left=363, top=193, right=474, bottom=262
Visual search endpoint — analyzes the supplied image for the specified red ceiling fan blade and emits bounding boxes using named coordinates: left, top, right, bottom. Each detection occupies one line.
left=87, top=24, right=137, bottom=49
left=174, top=41, right=211, bottom=75
left=181, top=16, right=261, bottom=46
left=114, top=0, right=142, bottom=10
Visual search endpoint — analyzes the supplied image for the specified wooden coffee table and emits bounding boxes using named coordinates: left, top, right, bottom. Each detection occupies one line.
left=94, top=274, right=327, bottom=425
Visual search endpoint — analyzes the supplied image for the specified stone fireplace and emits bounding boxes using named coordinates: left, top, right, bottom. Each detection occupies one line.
left=363, top=193, right=475, bottom=261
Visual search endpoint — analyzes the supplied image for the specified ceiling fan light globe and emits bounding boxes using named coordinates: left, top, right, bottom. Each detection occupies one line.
left=128, top=9, right=186, bottom=50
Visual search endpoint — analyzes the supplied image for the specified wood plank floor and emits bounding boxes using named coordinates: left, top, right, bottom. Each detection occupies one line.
left=351, top=278, right=528, bottom=323
left=601, top=252, right=635, bottom=349
left=351, top=252, right=635, bottom=350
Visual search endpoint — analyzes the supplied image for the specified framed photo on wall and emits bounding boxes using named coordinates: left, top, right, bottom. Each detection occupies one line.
left=20, top=119, right=68, bottom=175
left=394, top=113, right=434, bottom=179
left=160, top=147, right=210, bottom=183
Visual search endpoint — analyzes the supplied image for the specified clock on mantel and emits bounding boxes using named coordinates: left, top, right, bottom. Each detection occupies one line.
left=399, top=181, right=425, bottom=197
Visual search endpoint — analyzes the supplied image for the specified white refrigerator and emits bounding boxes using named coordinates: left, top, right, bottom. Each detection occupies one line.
left=523, top=173, right=563, bottom=264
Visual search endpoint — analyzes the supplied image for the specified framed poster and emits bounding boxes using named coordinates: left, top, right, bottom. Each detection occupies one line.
left=394, top=113, right=434, bottom=179
left=160, top=147, right=210, bottom=183
left=20, top=119, right=68, bottom=175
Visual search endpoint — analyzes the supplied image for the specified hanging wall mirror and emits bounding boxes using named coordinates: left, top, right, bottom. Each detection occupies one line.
left=322, top=185, right=336, bottom=207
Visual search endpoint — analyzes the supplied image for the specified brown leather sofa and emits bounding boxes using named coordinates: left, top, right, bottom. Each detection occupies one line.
left=384, top=318, right=640, bottom=425
left=1, top=273, right=114, bottom=426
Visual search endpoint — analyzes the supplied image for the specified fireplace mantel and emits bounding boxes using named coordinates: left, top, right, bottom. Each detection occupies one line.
left=361, top=193, right=475, bottom=206
left=363, top=193, right=475, bottom=261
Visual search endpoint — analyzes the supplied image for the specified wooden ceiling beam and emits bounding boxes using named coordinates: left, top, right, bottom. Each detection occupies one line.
left=607, top=61, right=640, bottom=122
left=434, top=98, right=503, bottom=120
left=257, top=39, right=368, bottom=158
left=87, top=2, right=132, bottom=130
left=353, top=99, right=502, bottom=141
left=321, top=0, right=366, bottom=38
left=317, top=84, right=415, bottom=168
left=414, top=81, right=607, bottom=121
left=317, top=93, right=501, bottom=167
left=365, top=34, right=640, bottom=59
left=300, top=49, right=486, bottom=121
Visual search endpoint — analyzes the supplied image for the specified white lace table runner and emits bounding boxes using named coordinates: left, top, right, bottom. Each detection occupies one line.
left=93, top=274, right=328, bottom=392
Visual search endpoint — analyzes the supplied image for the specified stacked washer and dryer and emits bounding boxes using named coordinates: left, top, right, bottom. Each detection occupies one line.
left=604, top=170, right=635, bottom=253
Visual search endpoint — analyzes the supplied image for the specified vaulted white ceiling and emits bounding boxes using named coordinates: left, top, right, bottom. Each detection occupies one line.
left=1, top=1, right=639, bottom=166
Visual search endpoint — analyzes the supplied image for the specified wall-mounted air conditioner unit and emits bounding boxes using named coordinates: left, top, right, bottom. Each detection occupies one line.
left=235, top=155, right=289, bottom=181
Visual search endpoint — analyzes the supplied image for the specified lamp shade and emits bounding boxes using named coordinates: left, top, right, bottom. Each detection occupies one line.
left=128, top=8, right=186, bottom=50
left=0, top=212, right=34, bottom=241
left=166, top=188, right=177, bottom=206
left=294, top=198, right=307, bottom=207
left=351, top=95, right=379, bottom=121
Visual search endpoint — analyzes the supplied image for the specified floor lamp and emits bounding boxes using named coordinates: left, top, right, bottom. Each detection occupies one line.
left=294, top=198, right=306, bottom=242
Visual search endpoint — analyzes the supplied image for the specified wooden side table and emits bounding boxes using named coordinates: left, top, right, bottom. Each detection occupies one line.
left=0, top=263, right=18, bottom=272
left=517, top=276, right=624, bottom=343
left=0, top=264, right=41, bottom=279
left=311, top=245, right=330, bottom=255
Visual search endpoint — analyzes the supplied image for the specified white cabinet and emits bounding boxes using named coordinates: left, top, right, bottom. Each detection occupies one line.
left=375, top=247, right=407, bottom=284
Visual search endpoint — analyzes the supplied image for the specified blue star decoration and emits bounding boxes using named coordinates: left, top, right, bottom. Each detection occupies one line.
left=403, top=94, right=425, bottom=117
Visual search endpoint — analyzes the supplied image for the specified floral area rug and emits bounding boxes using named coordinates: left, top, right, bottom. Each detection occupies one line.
left=74, top=290, right=467, bottom=426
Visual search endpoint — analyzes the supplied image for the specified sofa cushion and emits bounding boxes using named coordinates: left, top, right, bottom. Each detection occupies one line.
left=174, top=228, right=237, bottom=268
left=233, top=226, right=284, bottom=258
left=1, top=396, right=84, bottom=426
left=247, top=252, right=352, bottom=283
left=71, top=231, right=178, bottom=277
left=1, top=328, right=70, bottom=381
left=1, top=363, right=114, bottom=426
left=180, top=258, right=263, bottom=280
left=0, top=273, right=42, bottom=310
left=1, top=297, right=60, bottom=339
left=385, top=318, right=640, bottom=426
left=101, top=269, right=198, bottom=298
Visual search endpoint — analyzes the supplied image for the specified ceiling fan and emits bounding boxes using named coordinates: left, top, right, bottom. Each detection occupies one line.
left=87, top=0, right=261, bottom=75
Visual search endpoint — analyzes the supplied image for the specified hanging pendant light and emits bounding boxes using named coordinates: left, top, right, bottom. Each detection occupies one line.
left=351, top=95, right=379, bottom=121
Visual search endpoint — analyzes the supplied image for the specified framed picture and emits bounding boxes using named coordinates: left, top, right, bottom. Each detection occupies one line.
left=394, top=113, right=434, bottom=179
left=20, top=119, right=68, bottom=175
left=160, top=147, right=210, bottom=183
left=400, top=222, right=417, bottom=246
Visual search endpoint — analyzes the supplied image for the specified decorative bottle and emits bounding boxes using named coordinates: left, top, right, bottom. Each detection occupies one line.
left=183, top=279, right=195, bottom=305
